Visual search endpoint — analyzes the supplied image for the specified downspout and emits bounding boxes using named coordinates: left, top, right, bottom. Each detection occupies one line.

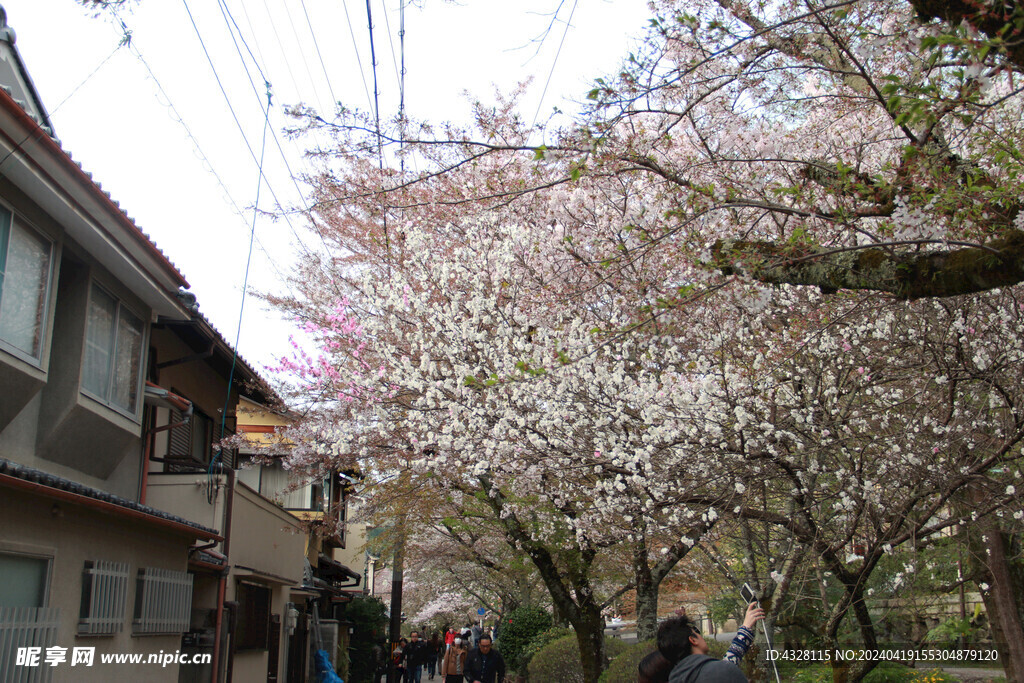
left=211, top=465, right=235, bottom=683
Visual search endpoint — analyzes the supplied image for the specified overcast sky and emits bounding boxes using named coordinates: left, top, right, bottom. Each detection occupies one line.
left=2, top=0, right=650, bottom=377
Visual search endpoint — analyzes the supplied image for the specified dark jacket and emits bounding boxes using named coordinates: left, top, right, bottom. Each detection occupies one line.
left=463, top=647, right=505, bottom=683
left=404, top=639, right=429, bottom=666
left=668, top=655, right=748, bottom=682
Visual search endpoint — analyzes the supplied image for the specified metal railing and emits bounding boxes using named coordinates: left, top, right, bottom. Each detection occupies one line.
left=78, top=560, right=130, bottom=635
left=132, top=568, right=193, bottom=635
left=0, top=606, right=60, bottom=683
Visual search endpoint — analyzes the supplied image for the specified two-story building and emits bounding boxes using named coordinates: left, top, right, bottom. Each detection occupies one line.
left=0, top=7, right=220, bottom=681
left=0, top=8, right=330, bottom=683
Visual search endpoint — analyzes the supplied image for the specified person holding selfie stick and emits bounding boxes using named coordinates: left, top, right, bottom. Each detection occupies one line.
left=657, top=602, right=766, bottom=682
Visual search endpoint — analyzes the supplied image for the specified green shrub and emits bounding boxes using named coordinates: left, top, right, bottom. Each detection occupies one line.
left=598, top=638, right=655, bottom=683
left=778, top=662, right=958, bottom=683
left=344, top=596, right=388, bottom=683
left=499, top=606, right=553, bottom=672
left=521, top=627, right=574, bottom=674
left=528, top=634, right=631, bottom=683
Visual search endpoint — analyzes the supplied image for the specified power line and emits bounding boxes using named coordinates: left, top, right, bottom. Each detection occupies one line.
left=215, top=84, right=271, bottom=476
left=342, top=0, right=375, bottom=114
left=299, top=0, right=339, bottom=110
left=531, top=0, right=580, bottom=129
left=366, top=0, right=389, bottom=256
left=378, top=0, right=402, bottom=93
left=280, top=0, right=329, bottom=116
left=180, top=0, right=319, bottom=259
left=211, top=4, right=340, bottom=260
left=216, top=0, right=270, bottom=87
left=110, top=11, right=292, bottom=287
left=0, top=40, right=124, bottom=174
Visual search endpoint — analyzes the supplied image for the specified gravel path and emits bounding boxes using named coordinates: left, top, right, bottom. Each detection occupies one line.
left=938, top=666, right=1005, bottom=681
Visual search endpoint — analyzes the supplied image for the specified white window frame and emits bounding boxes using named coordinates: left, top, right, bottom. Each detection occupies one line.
left=0, top=204, right=54, bottom=366
left=81, top=283, right=146, bottom=418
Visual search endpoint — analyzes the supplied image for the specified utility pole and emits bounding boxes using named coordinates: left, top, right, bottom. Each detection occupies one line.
left=386, top=526, right=405, bottom=683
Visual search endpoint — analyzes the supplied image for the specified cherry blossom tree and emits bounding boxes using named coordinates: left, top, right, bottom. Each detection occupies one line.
left=270, top=0, right=1024, bottom=679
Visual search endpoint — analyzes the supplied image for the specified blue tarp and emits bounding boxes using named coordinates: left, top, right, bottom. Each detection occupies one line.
left=314, top=649, right=343, bottom=683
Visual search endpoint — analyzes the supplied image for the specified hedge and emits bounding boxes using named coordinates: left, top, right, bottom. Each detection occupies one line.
left=528, top=634, right=631, bottom=683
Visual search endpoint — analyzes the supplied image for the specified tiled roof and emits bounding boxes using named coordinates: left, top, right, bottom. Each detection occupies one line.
left=0, top=457, right=220, bottom=537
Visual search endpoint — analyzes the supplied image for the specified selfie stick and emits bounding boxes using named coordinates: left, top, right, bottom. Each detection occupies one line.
left=743, top=584, right=782, bottom=683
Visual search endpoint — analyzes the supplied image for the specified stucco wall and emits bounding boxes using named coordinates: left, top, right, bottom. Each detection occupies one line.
left=0, top=487, right=199, bottom=682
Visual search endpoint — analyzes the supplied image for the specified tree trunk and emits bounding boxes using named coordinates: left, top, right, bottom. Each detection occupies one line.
left=972, top=517, right=1024, bottom=683
left=634, top=580, right=660, bottom=643
left=634, top=539, right=660, bottom=642
left=572, top=605, right=607, bottom=683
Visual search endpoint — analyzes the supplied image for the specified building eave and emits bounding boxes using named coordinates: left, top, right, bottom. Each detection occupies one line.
left=0, top=457, right=222, bottom=541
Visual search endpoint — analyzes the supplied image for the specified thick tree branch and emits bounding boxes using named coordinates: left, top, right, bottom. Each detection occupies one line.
left=711, top=231, right=1024, bottom=297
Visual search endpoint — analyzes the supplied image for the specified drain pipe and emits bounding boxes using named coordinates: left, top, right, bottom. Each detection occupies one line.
left=211, top=464, right=235, bottom=683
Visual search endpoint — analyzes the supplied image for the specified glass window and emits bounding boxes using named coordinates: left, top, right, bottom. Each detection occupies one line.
left=0, top=207, right=52, bottom=360
left=81, top=285, right=144, bottom=414
left=259, top=463, right=323, bottom=509
left=0, top=553, right=49, bottom=608
left=235, top=582, right=270, bottom=650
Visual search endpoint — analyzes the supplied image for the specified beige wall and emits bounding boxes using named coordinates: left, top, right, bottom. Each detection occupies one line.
left=148, top=475, right=305, bottom=682
left=0, top=487, right=200, bottom=682
left=229, top=483, right=306, bottom=579
left=149, top=329, right=232, bottom=421
left=331, top=498, right=371, bottom=592
left=145, top=473, right=228, bottom=554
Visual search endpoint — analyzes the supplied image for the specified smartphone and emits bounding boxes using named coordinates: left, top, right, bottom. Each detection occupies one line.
left=740, top=583, right=758, bottom=604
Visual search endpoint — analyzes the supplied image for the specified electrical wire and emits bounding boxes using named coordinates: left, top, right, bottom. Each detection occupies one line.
left=300, top=0, right=339, bottom=108
left=180, top=0, right=323, bottom=259
left=214, top=86, right=271, bottom=477
left=212, top=6, right=335, bottom=257
left=280, top=0, right=329, bottom=116
left=111, top=11, right=292, bottom=287
left=366, top=0, right=389, bottom=255
left=342, top=0, right=375, bottom=114
left=0, top=41, right=123, bottom=173
left=531, top=0, right=580, bottom=130
left=379, top=0, right=402, bottom=92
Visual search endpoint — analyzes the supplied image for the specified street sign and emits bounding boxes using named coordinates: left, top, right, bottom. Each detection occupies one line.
left=477, top=608, right=486, bottom=616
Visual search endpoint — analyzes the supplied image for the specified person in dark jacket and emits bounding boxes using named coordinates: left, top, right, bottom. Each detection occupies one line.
left=403, top=631, right=429, bottom=683
left=657, top=602, right=764, bottom=682
left=425, top=633, right=442, bottom=679
left=463, top=635, right=505, bottom=683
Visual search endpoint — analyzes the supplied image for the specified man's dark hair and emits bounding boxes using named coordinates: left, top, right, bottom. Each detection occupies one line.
left=657, top=615, right=701, bottom=662
left=638, top=649, right=674, bottom=683
left=478, top=635, right=492, bottom=645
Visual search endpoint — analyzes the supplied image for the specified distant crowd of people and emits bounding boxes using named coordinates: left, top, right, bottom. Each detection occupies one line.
left=386, top=623, right=505, bottom=683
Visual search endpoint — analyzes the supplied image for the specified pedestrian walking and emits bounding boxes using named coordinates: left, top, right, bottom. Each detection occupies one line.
left=440, top=637, right=468, bottom=683
left=425, top=633, right=442, bottom=680
left=464, top=635, right=506, bottom=683
left=393, top=638, right=408, bottom=682
left=403, top=631, right=429, bottom=683
left=470, top=623, right=482, bottom=648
